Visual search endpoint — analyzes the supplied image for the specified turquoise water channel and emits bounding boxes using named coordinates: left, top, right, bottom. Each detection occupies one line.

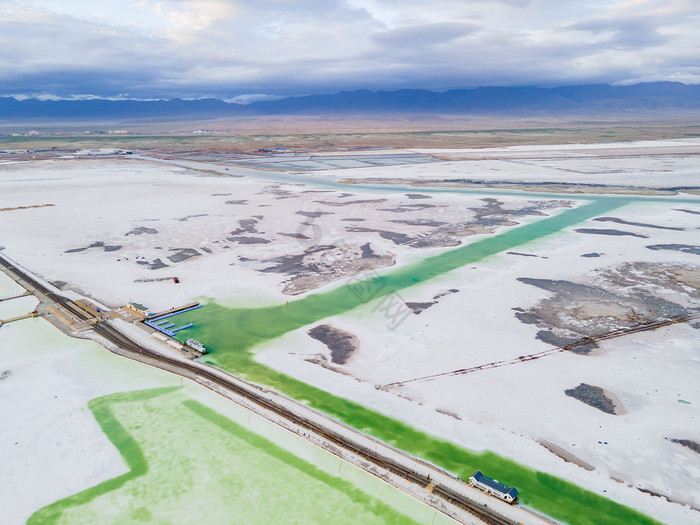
left=169, top=196, right=661, bottom=524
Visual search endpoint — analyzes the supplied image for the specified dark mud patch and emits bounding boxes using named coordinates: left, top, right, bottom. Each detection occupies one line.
left=667, top=438, right=700, bottom=454
left=406, top=289, right=457, bottom=314
left=507, top=251, right=546, bottom=258
left=346, top=198, right=556, bottom=248
left=51, top=280, right=67, bottom=290
left=646, top=244, right=700, bottom=255
left=435, top=289, right=459, bottom=298
left=308, top=324, right=359, bottom=365
left=385, top=198, right=570, bottom=250
left=406, top=193, right=432, bottom=199
left=565, top=383, right=619, bottom=414
left=341, top=218, right=365, bottom=222
left=536, top=330, right=598, bottom=354
left=126, top=227, right=158, bottom=236
left=176, top=214, right=208, bottom=222
left=674, top=208, right=700, bottom=216
left=582, top=253, right=603, bottom=258
left=406, top=301, right=437, bottom=314
left=599, top=262, right=700, bottom=300
left=260, top=185, right=297, bottom=199
left=472, top=197, right=570, bottom=221
left=389, top=198, right=573, bottom=248
left=317, top=198, right=387, bottom=207
left=65, top=241, right=121, bottom=253
left=593, top=216, right=684, bottom=231
left=390, top=219, right=448, bottom=227
left=379, top=203, right=436, bottom=213
left=134, top=276, right=175, bottom=282
left=137, top=258, right=169, bottom=270
left=0, top=370, right=11, bottom=381
left=225, top=199, right=248, bottom=205
left=517, top=278, right=600, bottom=296
left=279, top=232, right=310, bottom=240
left=347, top=198, right=572, bottom=251
left=167, top=248, right=200, bottom=263
left=261, top=243, right=394, bottom=295
left=407, top=234, right=463, bottom=249
left=436, top=408, right=461, bottom=420
left=635, top=487, right=700, bottom=513
left=513, top=310, right=539, bottom=324
left=261, top=251, right=309, bottom=274
left=230, top=218, right=261, bottom=236
left=575, top=228, right=648, bottom=238
left=65, top=242, right=100, bottom=253
left=296, top=211, right=333, bottom=218
left=359, top=243, right=379, bottom=259
left=227, top=236, right=271, bottom=245
left=345, top=226, right=412, bottom=245
left=211, top=193, right=231, bottom=197
left=346, top=225, right=460, bottom=248
left=200, top=247, right=212, bottom=254
left=515, top=269, right=697, bottom=353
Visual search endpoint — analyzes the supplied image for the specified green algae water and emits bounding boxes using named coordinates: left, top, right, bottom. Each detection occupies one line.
left=29, top=388, right=436, bottom=525
left=27, top=388, right=179, bottom=525
left=177, top=198, right=631, bottom=362
left=168, top=196, right=660, bottom=525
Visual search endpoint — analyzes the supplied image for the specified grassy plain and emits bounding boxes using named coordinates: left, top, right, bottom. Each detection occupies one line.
left=2, top=113, right=700, bottom=153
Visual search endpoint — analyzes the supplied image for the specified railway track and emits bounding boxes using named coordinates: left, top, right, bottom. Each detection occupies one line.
left=0, top=253, right=523, bottom=525
left=382, top=312, right=700, bottom=388
left=89, top=322, right=518, bottom=525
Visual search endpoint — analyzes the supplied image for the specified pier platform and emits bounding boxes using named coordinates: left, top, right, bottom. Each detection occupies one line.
left=143, top=304, right=202, bottom=337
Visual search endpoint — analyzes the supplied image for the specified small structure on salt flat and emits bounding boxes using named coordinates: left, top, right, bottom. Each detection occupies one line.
left=468, top=471, right=518, bottom=503
left=128, top=302, right=151, bottom=316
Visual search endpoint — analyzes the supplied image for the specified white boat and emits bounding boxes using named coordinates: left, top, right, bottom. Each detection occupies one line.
left=185, top=338, right=208, bottom=354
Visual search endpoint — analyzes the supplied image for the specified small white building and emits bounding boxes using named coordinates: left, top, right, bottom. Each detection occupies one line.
left=468, top=471, right=519, bottom=503
left=128, top=302, right=151, bottom=316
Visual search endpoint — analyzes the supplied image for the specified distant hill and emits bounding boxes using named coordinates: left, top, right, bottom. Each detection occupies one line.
left=0, top=97, right=245, bottom=120
left=1, top=82, right=699, bottom=121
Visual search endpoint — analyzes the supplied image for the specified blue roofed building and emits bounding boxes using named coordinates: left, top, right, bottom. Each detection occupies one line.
left=468, top=471, right=519, bottom=503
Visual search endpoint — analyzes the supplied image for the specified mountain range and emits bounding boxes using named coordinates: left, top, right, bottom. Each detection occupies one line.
left=1, top=82, right=699, bottom=121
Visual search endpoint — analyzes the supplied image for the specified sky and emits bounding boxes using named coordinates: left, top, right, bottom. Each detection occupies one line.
left=1, top=0, right=698, bottom=101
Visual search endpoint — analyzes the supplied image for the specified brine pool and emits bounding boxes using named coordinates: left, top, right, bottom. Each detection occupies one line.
left=167, top=196, right=662, bottom=525
left=0, top=272, right=453, bottom=525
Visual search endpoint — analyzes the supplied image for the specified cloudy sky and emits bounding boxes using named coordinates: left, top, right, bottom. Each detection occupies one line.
left=1, top=0, right=698, bottom=100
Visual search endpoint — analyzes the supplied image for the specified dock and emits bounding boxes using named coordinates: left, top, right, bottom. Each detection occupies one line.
left=143, top=303, right=202, bottom=337
left=147, top=302, right=200, bottom=319
left=0, top=311, right=39, bottom=327
left=0, top=291, right=32, bottom=302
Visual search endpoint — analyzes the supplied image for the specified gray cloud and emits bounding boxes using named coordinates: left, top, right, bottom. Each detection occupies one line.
left=1, top=0, right=698, bottom=99
left=568, top=16, right=671, bottom=49
left=372, top=22, right=478, bottom=47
